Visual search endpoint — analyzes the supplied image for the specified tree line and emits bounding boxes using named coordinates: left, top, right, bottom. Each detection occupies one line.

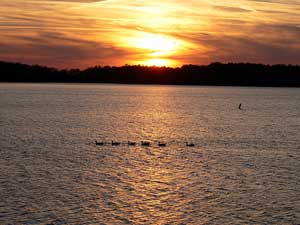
left=1, top=61, right=300, bottom=87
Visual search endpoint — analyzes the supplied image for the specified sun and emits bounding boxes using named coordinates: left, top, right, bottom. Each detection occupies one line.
left=123, top=32, right=184, bottom=67
left=135, top=34, right=178, bottom=52
left=127, top=33, right=180, bottom=56
left=143, top=58, right=170, bottom=67
left=132, top=58, right=178, bottom=67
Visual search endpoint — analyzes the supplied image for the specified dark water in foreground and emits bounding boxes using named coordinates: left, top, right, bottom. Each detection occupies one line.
left=0, top=83, right=300, bottom=224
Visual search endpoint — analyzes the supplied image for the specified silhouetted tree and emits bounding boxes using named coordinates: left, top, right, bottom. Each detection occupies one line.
left=0, top=61, right=299, bottom=87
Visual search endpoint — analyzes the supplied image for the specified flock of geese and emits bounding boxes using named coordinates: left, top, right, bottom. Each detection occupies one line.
left=94, top=105, right=243, bottom=148
left=95, top=140, right=195, bottom=147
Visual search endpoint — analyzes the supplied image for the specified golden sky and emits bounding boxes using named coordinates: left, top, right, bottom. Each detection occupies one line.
left=0, top=0, right=300, bottom=68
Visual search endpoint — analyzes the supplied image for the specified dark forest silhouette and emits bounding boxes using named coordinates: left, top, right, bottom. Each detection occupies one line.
left=1, top=61, right=300, bottom=87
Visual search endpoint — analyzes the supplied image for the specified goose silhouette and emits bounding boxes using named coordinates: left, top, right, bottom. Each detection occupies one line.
left=158, top=142, right=166, bottom=147
left=95, top=140, right=104, bottom=146
left=111, top=141, right=121, bottom=146
left=128, top=141, right=136, bottom=146
left=141, top=141, right=150, bottom=146
left=186, top=142, right=195, bottom=147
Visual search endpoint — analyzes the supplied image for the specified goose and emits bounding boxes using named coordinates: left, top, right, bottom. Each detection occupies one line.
left=141, top=141, right=151, bottom=146
left=185, top=142, right=195, bottom=147
left=158, top=142, right=166, bottom=147
left=112, top=141, right=121, bottom=146
left=128, top=141, right=136, bottom=146
left=95, top=140, right=104, bottom=146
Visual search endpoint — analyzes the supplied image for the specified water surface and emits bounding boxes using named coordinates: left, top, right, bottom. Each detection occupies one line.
left=0, top=83, right=300, bottom=224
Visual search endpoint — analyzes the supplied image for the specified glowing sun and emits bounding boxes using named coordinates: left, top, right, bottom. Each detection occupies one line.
left=135, top=34, right=178, bottom=53
left=143, top=58, right=170, bottom=67
left=123, top=33, right=183, bottom=66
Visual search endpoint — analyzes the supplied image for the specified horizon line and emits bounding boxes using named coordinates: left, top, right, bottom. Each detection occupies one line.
left=1, top=60, right=300, bottom=71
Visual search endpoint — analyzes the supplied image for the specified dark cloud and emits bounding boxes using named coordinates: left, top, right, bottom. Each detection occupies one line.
left=174, top=30, right=300, bottom=65
left=247, top=0, right=300, bottom=5
left=0, top=31, right=131, bottom=68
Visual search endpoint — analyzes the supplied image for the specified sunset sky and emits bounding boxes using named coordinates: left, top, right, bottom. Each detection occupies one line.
left=0, top=0, right=300, bottom=68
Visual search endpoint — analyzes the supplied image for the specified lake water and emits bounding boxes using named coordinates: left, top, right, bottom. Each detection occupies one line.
left=0, top=83, right=300, bottom=224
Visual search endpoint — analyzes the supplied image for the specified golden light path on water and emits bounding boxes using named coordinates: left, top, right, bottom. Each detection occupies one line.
left=1, top=84, right=300, bottom=224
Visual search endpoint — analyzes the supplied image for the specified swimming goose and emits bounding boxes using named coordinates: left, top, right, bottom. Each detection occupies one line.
left=95, top=140, right=104, bottom=146
left=158, top=142, right=166, bottom=147
left=112, top=141, right=121, bottom=146
left=128, top=141, right=136, bottom=146
left=185, top=142, right=195, bottom=147
left=141, top=141, right=151, bottom=146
